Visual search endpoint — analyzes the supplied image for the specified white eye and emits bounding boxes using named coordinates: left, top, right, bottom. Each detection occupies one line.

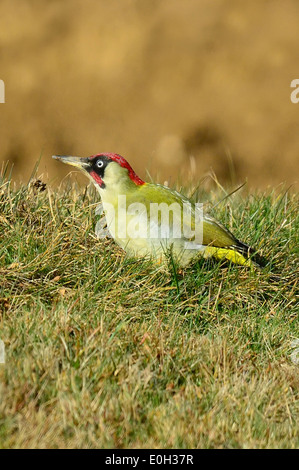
left=96, top=160, right=104, bottom=169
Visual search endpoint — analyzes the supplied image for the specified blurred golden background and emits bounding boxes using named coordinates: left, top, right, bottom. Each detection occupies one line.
left=1, top=0, right=299, bottom=188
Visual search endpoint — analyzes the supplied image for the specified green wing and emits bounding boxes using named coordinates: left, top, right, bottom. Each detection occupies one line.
left=136, top=183, right=237, bottom=246
left=129, top=183, right=264, bottom=267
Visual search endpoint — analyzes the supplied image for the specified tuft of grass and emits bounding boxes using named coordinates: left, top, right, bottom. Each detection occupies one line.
left=0, top=173, right=298, bottom=449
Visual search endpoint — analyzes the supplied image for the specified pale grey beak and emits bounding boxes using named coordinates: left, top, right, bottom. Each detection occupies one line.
left=52, top=155, right=90, bottom=169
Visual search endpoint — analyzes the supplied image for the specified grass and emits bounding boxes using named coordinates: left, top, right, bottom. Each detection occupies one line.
left=0, top=170, right=298, bottom=449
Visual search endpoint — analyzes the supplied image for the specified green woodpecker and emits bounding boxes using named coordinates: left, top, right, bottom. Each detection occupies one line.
left=52, top=153, right=265, bottom=268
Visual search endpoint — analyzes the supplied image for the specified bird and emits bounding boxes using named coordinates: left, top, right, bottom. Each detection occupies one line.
left=52, top=153, right=265, bottom=268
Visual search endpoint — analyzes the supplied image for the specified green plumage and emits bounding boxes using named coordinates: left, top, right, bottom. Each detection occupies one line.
left=100, top=177, right=263, bottom=268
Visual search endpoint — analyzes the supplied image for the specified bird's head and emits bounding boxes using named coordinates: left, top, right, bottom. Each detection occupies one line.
left=52, top=153, right=145, bottom=192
